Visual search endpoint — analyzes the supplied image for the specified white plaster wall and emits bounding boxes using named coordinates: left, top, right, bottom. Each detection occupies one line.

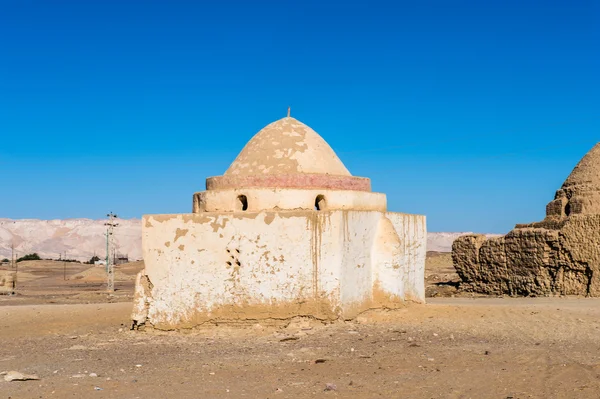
left=193, top=188, right=386, bottom=213
left=338, top=212, right=380, bottom=315
left=371, top=216, right=406, bottom=300
left=385, top=212, right=427, bottom=302
left=138, top=210, right=426, bottom=328
left=143, top=212, right=317, bottom=327
left=309, top=212, right=344, bottom=310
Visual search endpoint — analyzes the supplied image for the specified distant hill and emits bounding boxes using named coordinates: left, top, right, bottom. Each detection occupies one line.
left=0, top=218, right=141, bottom=262
left=0, top=218, right=499, bottom=261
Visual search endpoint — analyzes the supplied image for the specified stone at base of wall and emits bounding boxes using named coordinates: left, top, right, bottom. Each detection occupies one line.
left=131, top=272, right=419, bottom=331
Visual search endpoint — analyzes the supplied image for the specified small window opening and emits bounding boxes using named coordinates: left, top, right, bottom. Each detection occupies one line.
left=315, top=195, right=326, bottom=211
left=237, top=195, right=248, bottom=211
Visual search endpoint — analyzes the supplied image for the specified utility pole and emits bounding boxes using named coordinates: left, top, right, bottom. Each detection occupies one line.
left=11, top=243, right=16, bottom=291
left=63, top=251, right=67, bottom=281
left=14, top=246, right=18, bottom=290
left=105, top=212, right=119, bottom=292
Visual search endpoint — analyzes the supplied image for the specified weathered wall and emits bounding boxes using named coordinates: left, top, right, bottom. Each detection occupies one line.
left=133, top=210, right=426, bottom=329
left=559, top=215, right=600, bottom=295
left=452, top=215, right=600, bottom=296
left=0, top=272, right=15, bottom=294
left=384, top=213, right=427, bottom=302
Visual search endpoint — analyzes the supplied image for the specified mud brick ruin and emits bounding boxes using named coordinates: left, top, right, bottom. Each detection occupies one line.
left=453, top=143, right=600, bottom=296
left=132, top=115, right=426, bottom=329
left=0, top=272, right=15, bottom=295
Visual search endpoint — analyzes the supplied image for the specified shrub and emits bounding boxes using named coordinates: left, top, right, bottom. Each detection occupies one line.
left=1, top=258, right=9, bottom=263
left=16, top=253, right=41, bottom=262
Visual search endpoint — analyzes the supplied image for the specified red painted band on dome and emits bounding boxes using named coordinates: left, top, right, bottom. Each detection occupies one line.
left=206, top=174, right=371, bottom=192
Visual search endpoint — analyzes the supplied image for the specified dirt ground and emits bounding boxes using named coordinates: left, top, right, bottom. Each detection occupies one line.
left=0, top=260, right=143, bottom=306
left=2, top=257, right=600, bottom=398
left=425, top=251, right=474, bottom=298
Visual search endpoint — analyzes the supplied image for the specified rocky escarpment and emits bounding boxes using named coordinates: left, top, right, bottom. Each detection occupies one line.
left=0, top=218, right=142, bottom=262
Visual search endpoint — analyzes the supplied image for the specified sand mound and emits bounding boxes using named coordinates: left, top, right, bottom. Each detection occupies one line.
left=69, top=266, right=136, bottom=283
left=117, top=260, right=145, bottom=275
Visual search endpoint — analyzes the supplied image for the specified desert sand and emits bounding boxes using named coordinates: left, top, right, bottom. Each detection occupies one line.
left=2, top=257, right=600, bottom=398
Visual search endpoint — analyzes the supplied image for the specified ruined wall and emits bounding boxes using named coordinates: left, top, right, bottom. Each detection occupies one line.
left=452, top=215, right=600, bottom=296
left=559, top=215, right=600, bottom=295
left=0, top=272, right=15, bottom=295
left=132, top=210, right=426, bottom=329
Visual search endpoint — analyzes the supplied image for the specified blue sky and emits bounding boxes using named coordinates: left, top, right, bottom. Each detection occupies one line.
left=1, top=0, right=598, bottom=232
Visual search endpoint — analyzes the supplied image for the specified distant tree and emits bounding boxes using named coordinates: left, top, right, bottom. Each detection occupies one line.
left=16, top=253, right=41, bottom=262
left=1, top=258, right=9, bottom=263
left=87, top=255, right=101, bottom=264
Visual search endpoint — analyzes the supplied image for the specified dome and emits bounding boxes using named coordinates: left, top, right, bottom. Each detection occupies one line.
left=224, top=117, right=351, bottom=177
left=546, top=142, right=600, bottom=217
left=205, top=116, right=371, bottom=192
left=562, top=142, right=600, bottom=189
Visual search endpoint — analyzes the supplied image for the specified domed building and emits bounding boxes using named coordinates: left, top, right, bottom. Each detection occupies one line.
left=132, top=115, right=426, bottom=330
left=546, top=143, right=600, bottom=218
left=453, top=142, right=600, bottom=297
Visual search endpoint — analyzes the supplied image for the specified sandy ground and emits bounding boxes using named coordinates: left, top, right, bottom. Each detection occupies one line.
left=0, top=260, right=143, bottom=306
left=2, top=257, right=600, bottom=398
left=425, top=252, right=461, bottom=297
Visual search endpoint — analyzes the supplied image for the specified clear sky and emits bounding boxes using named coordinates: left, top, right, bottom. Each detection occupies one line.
left=1, top=0, right=598, bottom=233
